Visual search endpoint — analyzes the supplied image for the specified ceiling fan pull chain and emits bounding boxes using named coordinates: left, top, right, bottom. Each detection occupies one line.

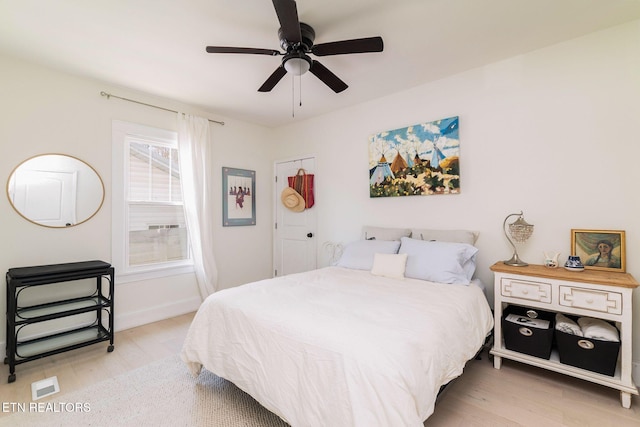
left=299, top=74, right=303, bottom=107
left=291, top=73, right=295, bottom=118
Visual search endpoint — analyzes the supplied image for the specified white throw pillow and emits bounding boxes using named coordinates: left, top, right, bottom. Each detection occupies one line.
left=337, top=240, right=401, bottom=271
left=398, top=237, right=478, bottom=285
left=371, top=253, right=408, bottom=279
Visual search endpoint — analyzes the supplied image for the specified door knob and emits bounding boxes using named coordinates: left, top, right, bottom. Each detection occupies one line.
left=307, top=232, right=313, bottom=238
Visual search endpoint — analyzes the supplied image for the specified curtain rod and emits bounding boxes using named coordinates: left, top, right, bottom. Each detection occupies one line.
left=100, top=91, right=225, bottom=126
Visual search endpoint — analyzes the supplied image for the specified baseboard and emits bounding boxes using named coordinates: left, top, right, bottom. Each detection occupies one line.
left=114, top=296, right=202, bottom=332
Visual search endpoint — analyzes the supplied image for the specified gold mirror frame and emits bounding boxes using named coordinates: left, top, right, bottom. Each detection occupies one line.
left=6, top=154, right=105, bottom=228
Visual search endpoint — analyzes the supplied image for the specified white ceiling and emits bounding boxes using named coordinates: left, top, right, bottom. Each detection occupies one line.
left=2, top=0, right=640, bottom=128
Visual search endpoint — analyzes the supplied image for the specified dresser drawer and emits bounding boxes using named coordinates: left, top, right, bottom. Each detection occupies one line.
left=559, top=286, right=622, bottom=315
left=501, top=278, right=552, bottom=304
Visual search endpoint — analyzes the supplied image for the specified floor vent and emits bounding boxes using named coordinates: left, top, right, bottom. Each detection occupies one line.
left=31, top=376, right=60, bottom=400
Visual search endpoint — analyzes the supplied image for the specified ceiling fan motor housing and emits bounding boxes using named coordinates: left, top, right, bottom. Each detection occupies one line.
left=279, top=22, right=316, bottom=52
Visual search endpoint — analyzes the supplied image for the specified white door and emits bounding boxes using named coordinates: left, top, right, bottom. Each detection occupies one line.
left=274, top=157, right=317, bottom=277
left=11, top=170, right=78, bottom=227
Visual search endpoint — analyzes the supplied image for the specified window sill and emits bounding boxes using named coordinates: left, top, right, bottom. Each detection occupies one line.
left=115, top=263, right=195, bottom=284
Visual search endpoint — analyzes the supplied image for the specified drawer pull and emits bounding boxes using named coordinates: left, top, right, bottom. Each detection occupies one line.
left=519, top=327, right=533, bottom=337
left=578, top=340, right=595, bottom=350
left=526, top=310, right=538, bottom=318
left=586, top=298, right=594, bottom=304
left=522, top=289, right=529, bottom=295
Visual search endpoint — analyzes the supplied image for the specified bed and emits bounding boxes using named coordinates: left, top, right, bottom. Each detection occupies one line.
left=181, top=229, right=494, bottom=427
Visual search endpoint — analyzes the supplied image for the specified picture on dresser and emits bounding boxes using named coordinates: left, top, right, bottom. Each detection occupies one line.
left=571, top=229, right=626, bottom=272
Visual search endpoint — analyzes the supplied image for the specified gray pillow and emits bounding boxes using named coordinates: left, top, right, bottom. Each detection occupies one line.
left=399, top=237, right=478, bottom=284
left=337, top=240, right=401, bottom=270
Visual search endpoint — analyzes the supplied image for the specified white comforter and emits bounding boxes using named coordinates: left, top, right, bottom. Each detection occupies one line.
left=181, top=267, right=493, bottom=427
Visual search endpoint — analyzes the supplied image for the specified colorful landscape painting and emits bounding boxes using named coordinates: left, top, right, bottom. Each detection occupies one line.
left=369, top=116, right=460, bottom=197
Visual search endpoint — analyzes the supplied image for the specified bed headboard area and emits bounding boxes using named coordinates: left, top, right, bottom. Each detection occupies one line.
left=361, top=225, right=478, bottom=245
left=329, top=226, right=482, bottom=286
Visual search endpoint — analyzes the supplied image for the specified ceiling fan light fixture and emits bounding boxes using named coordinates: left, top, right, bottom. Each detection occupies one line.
left=284, top=55, right=311, bottom=76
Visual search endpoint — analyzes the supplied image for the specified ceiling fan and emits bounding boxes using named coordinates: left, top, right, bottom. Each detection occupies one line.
left=205, top=0, right=384, bottom=93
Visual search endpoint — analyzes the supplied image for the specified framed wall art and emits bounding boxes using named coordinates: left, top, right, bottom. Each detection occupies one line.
left=368, top=116, right=460, bottom=198
left=222, top=167, right=256, bottom=226
left=571, top=229, right=625, bottom=272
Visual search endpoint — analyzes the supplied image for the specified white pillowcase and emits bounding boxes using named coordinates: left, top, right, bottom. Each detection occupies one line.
left=370, top=253, right=408, bottom=279
left=398, top=237, right=478, bottom=285
left=337, top=240, right=401, bottom=270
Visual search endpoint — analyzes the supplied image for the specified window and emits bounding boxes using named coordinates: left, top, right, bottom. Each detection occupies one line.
left=112, top=121, right=193, bottom=281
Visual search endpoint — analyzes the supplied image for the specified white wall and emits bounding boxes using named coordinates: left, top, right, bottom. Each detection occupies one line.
left=0, top=54, right=275, bottom=343
left=272, top=21, right=640, bottom=373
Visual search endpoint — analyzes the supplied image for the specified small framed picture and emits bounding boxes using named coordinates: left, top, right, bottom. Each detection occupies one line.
left=571, top=229, right=625, bottom=272
left=222, top=167, right=256, bottom=226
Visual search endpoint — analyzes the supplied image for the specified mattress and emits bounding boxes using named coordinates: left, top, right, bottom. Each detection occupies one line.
left=181, top=266, right=494, bottom=426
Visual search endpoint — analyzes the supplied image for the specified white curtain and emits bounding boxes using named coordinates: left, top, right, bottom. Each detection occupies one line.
left=177, top=113, right=218, bottom=299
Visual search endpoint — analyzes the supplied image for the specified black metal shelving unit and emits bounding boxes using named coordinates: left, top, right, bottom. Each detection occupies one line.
left=4, top=260, right=114, bottom=383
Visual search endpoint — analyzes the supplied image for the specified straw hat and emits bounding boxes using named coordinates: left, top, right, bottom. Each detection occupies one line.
left=281, top=187, right=305, bottom=212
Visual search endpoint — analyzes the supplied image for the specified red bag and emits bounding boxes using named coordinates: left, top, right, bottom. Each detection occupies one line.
left=287, top=168, right=315, bottom=209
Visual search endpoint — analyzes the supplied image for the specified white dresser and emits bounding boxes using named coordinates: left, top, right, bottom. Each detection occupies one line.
left=490, top=262, right=638, bottom=408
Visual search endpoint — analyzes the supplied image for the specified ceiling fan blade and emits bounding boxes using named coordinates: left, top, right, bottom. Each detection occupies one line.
left=311, top=36, right=384, bottom=56
left=309, top=60, right=348, bottom=93
left=272, top=0, right=301, bottom=44
left=206, top=46, right=280, bottom=56
left=258, top=66, right=288, bottom=92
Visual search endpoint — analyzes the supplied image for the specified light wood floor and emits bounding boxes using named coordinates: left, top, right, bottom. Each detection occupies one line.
left=429, top=355, right=640, bottom=426
left=0, top=312, right=194, bottom=409
left=2, top=313, right=639, bottom=426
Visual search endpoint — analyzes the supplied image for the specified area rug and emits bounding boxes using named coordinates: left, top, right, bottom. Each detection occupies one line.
left=0, top=355, right=289, bottom=427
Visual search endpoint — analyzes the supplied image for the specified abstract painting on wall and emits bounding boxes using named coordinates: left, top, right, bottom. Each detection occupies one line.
left=369, top=116, right=460, bottom=198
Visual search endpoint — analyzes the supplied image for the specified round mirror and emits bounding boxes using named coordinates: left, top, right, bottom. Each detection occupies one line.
left=6, top=154, right=105, bottom=228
